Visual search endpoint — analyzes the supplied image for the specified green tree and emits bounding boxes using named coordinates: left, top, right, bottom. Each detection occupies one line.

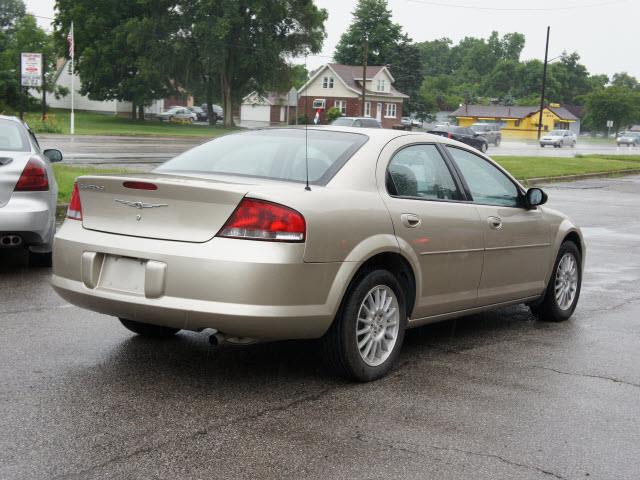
left=54, top=0, right=180, bottom=119
left=333, top=0, right=401, bottom=65
left=0, top=0, right=25, bottom=30
left=583, top=87, right=640, bottom=133
left=416, top=38, right=452, bottom=77
left=546, top=52, right=591, bottom=104
left=387, top=34, right=423, bottom=115
left=178, top=0, right=326, bottom=127
left=611, top=72, right=639, bottom=90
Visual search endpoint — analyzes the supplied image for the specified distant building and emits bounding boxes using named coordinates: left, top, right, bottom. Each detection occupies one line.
left=297, top=63, right=408, bottom=128
left=451, top=104, right=579, bottom=139
left=33, top=59, right=190, bottom=116
left=240, top=91, right=291, bottom=125
left=629, top=125, right=640, bottom=132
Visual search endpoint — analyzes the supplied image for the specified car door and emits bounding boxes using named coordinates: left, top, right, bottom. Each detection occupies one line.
left=378, top=140, right=484, bottom=319
left=445, top=146, right=552, bottom=305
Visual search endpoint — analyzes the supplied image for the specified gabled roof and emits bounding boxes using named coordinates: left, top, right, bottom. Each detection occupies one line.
left=242, top=91, right=288, bottom=105
left=451, top=104, right=577, bottom=121
left=298, top=63, right=408, bottom=99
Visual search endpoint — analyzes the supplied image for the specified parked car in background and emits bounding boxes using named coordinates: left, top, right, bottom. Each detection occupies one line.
left=0, top=116, right=63, bottom=266
left=200, top=103, right=224, bottom=123
left=427, top=125, right=489, bottom=153
left=51, top=127, right=584, bottom=381
left=331, top=117, right=381, bottom=128
left=158, top=107, right=197, bottom=123
left=401, top=117, right=422, bottom=128
left=471, top=123, right=502, bottom=146
left=616, top=131, right=640, bottom=147
left=188, top=106, right=207, bottom=122
left=540, top=130, right=577, bottom=148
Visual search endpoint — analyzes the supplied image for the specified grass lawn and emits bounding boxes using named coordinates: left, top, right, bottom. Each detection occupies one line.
left=493, top=155, right=640, bottom=181
left=53, top=165, right=135, bottom=204
left=23, top=110, right=237, bottom=138
left=53, top=155, right=640, bottom=204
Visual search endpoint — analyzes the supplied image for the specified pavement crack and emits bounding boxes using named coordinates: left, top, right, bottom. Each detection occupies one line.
left=51, top=385, right=339, bottom=479
left=354, top=434, right=568, bottom=479
left=429, top=345, right=640, bottom=389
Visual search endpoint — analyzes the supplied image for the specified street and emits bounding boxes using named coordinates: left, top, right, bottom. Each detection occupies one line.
left=1, top=174, right=639, bottom=479
left=37, top=134, right=638, bottom=169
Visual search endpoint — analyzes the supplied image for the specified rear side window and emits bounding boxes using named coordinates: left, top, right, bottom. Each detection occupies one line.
left=447, top=147, right=519, bottom=207
left=387, top=144, right=461, bottom=201
left=0, top=119, right=29, bottom=152
left=157, top=129, right=368, bottom=185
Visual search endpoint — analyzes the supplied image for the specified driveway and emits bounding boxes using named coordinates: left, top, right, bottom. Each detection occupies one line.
left=1, top=175, right=639, bottom=479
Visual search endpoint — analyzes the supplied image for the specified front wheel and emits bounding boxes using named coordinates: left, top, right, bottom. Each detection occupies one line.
left=479, top=142, right=488, bottom=153
left=531, top=241, right=582, bottom=322
left=321, top=270, right=407, bottom=381
left=494, top=137, right=501, bottom=147
left=119, top=318, right=181, bottom=338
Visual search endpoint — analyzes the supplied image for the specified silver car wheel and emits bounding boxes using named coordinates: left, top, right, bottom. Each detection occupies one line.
left=554, top=253, right=578, bottom=310
left=356, top=285, right=400, bottom=367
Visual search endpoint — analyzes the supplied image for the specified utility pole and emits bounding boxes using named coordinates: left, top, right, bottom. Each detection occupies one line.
left=361, top=35, right=368, bottom=117
left=18, top=52, right=24, bottom=120
left=537, top=26, right=550, bottom=140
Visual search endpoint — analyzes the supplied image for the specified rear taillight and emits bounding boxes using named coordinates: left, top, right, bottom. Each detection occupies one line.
left=14, top=158, right=49, bottom=191
left=447, top=132, right=453, bottom=139
left=218, top=198, right=305, bottom=242
left=123, top=181, right=158, bottom=190
left=66, top=183, right=83, bottom=220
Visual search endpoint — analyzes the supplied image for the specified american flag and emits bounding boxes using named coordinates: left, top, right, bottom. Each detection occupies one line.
left=67, top=22, right=74, bottom=59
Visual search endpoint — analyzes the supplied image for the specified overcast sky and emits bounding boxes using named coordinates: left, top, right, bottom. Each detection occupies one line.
left=25, top=0, right=640, bottom=79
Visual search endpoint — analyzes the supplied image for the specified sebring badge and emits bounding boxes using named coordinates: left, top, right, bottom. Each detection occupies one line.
left=114, top=199, right=169, bottom=209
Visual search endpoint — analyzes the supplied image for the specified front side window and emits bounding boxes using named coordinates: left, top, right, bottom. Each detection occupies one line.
left=447, top=147, right=520, bottom=207
left=385, top=103, right=397, bottom=118
left=387, top=144, right=461, bottom=201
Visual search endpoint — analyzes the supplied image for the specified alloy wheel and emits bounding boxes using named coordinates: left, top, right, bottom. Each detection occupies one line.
left=356, top=285, right=400, bottom=367
left=554, top=253, right=579, bottom=310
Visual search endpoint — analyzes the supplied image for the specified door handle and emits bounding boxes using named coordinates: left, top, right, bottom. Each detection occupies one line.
left=487, top=216, right=503, bottom=230
left=401, top=213, right=421, bottom=228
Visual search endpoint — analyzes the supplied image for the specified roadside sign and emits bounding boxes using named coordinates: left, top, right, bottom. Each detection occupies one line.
left=287, top=87, right=298, bottom=107
left=606, top=120, right=614, bottom=128
left=21, top=53, right=42, bottom=87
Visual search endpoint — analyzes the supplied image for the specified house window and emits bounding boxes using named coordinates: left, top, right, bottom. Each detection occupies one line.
left=514, top=120, right=521, bottom=127
left=334, top=100, right=347, bottom=115
left=312, top=99, right=326, bottom=109
left=385, top=103, right=397, bottom=118
left=364, top=102, right=371, bottom=117
left=322, top=76, right=334, bottom=89
left=376, top=79, right=386, bottom=91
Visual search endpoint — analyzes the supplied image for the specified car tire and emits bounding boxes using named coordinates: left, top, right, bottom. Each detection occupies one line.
left=119, top=318, right=181, bottom=338
left=540, top=144, right=545, bottom=148
left=531, top=241, right=582, bottom=322
left=28, top=250, right=52, bottom=268
left=571, top=141, right=576, bottom=148
left=494, top=137, right=501, bottom=147
left=479, top=143, right=488, bottom=153
left=321, top=269, right=407, bottom=382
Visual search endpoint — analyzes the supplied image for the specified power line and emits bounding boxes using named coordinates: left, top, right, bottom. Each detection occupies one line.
left=401, top=0, right=627, bottom=12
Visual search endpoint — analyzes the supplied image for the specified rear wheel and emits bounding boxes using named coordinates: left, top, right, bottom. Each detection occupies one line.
left=480, top=142, right=488, bottom=153
left=322, top=269, right=407, bottom=381
left=531, top=241, right=582, bottom=322
left=494, top=136, right=501, bottom=147
left=119, top=318, right=181, bottom=338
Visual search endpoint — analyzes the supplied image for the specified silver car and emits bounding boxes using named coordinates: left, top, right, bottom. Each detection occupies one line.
left=616, top=131, right=640, bottom=147
left=0, top=116, right=62, bottom=266
left=52, top=127, right=584, bottom=381
left=540, top=129, right=577, bottom=148
left=157, top=107, right=197, bottom=123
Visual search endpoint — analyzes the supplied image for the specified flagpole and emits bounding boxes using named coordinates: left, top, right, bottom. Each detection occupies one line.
left=69, top=22, right=75, bottom=135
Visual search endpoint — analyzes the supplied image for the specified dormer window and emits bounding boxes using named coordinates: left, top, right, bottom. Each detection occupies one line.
left=376, top=79, right=386, bottom=92
left=322, top=76, right=334, bottom=89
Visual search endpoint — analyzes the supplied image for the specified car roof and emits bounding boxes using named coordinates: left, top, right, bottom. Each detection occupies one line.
left=0, top=115, right=22, bottom=124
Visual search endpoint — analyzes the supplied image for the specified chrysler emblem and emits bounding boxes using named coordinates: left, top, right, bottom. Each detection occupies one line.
left=114, top=199, right=168, bottom=209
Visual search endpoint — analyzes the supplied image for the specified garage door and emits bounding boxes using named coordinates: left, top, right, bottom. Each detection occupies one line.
left=241, top=105, right=270, bottom=122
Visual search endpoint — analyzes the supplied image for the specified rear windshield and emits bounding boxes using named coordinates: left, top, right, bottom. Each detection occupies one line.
left=156, top=129, right=368, bottom=185
left=0, top=119, right=29, bottom=152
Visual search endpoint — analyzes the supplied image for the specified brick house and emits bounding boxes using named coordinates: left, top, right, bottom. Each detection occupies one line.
left=297, top=63, right=408, bottom=128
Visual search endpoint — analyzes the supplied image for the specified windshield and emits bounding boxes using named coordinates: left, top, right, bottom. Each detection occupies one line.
left=621, top=132, right=640, bottom=137
left=0, top=119, right=29, bottom=152
left=549, top=130, right=566, bottom=136
left=331, top=118, right=353, bottom=126
left=156, top=129, right=368, bottom=185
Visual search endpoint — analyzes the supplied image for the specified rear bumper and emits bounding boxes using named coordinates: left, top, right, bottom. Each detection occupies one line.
left=52, top=221, right=355, bottom=340
left=0, top=192, right=55, bottom=248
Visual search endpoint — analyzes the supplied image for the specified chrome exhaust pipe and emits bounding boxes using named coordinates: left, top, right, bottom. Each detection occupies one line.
left=0, top=235, right=22, bottom=247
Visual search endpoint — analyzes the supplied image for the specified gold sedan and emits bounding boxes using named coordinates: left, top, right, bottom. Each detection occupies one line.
left=52, top=127, right=585, bottom=381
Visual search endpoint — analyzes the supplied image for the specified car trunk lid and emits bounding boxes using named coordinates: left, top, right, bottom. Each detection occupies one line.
left=0, top=151, right=31, bottom=208
left=77, top=173, right=251, bottom=242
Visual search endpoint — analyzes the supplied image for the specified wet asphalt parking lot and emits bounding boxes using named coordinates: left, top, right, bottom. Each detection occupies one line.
left=1, top=175, right=640, bottom=479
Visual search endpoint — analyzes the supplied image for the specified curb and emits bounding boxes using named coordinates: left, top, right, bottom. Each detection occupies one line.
left=522, top=169, right=640, bottom=186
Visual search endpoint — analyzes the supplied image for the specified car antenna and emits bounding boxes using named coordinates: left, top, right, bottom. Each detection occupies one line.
left=304, top=52, right=311, bottom=191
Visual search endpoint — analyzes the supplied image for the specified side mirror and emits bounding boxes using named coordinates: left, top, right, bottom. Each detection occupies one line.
left=525, top=187, right=547, bottom=208
left=43, top=149, right=63, bottom=163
